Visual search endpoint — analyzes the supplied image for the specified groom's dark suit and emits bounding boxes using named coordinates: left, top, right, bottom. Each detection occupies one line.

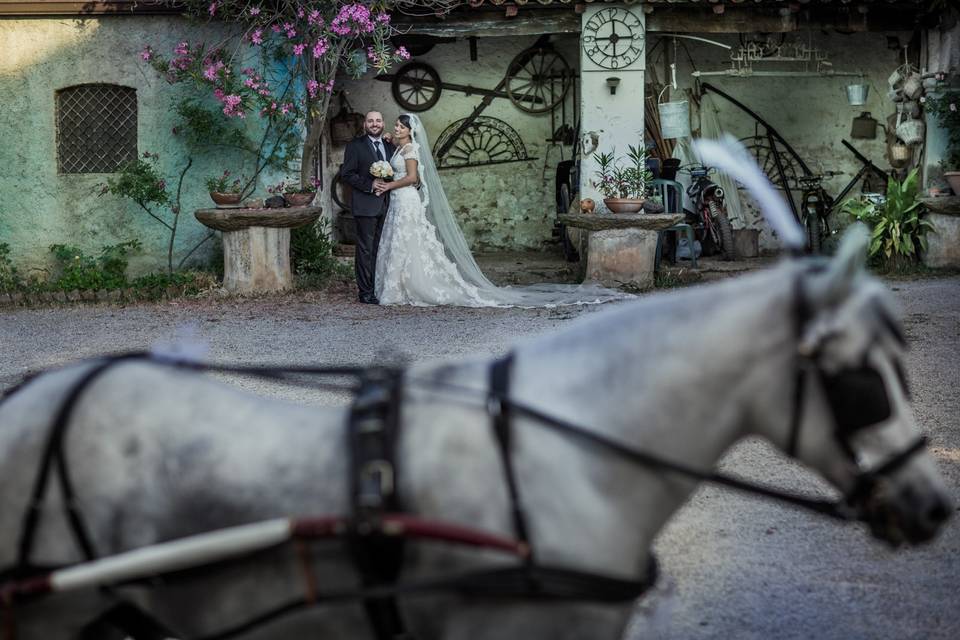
left=341, top=134, right=396, bottom=302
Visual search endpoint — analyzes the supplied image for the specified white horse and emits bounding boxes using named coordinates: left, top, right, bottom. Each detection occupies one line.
left=0, top=228, right=951, bottom=640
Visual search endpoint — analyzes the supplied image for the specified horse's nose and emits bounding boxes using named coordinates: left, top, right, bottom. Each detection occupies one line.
left=926, top=493, right=953, bottom=528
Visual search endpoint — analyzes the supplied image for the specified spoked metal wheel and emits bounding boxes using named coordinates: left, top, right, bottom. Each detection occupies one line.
left=391, top=62, right=442, bottom=112
left=505, top=47, right=572, bottom=115
left=739, top=134, right=802, bottom=192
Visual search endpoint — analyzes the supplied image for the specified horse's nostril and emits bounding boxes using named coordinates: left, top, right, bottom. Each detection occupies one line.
left=928, top=498, right=951, bottom=525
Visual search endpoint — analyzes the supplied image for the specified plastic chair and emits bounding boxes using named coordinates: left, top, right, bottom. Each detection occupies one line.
left=650, top=179, right=697, bottom=269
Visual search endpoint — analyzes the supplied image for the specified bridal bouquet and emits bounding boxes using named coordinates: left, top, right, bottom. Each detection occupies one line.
left=370, top=161, right=394, bottom=181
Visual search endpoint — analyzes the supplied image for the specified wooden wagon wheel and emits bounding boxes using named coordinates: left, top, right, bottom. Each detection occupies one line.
left=391, top=62, right=442, bottom=112
left=505, top=47, right=571, bottom=115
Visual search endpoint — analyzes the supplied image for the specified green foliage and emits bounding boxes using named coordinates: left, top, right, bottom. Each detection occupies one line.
left=100, top=153, right=169, bottom=206
left=0, top=243, right=24, bottom=291
left=129, top=270, right=215, bottom=297
left=842, top=169, right=934, bottom=269
left=291, top=219, right=351, bottom=288
left=205, top=170, right=244, bottom=194
left=924, top=90, right=960, bottom=169
left=48, top=241, right=141, bottom=291
left=593, top=145, right=653, bottom=199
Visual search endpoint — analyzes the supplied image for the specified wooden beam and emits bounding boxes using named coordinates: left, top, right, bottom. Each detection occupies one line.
left=0, top=0, right=177, bottom=16
left=395, top=13, right=580, bottom=38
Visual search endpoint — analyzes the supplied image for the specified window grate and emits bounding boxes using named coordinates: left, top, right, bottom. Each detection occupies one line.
left=56, top=84, right=138, bottom=174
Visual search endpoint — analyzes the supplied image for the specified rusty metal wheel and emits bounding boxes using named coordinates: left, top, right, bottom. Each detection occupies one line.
left=505, top=47, right=571, bottom=114
left=391, top=62, right=442, bottom=113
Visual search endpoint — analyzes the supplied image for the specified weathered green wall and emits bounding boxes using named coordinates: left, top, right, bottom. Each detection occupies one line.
left=0, top=16, right=284, bottom=276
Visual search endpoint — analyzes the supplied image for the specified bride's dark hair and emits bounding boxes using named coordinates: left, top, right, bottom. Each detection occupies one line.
left=398, top=114, right=413, bottom=131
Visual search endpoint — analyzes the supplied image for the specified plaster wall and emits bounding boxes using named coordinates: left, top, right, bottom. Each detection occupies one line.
left=0, top=16, right=283, bottom=275
left=579, top=6, right=646, bottom=213
left=330, top=34, right=580, bottom=251
left=666, top=30, right=912, bottom=250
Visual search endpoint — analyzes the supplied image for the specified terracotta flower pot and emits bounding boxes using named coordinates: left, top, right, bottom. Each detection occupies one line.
left=210, top=192, right=243, bottom=207
left=602, top=197, right=645, bottom=214
left=945, top=172, right=960, bottom=196
left=285, top=191, right=317, bottom=207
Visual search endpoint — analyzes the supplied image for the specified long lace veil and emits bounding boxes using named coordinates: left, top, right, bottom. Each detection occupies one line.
left=404, top=113, right=629, bottom=307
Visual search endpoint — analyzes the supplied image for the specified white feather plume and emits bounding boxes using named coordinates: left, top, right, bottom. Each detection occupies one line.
left=692, top=135, right=805, bottom=250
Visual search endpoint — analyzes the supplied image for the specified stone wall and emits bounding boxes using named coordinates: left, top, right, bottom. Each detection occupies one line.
left=328, top=34, right=580, bottom=251
left=0, top=16, right=286, bottom=275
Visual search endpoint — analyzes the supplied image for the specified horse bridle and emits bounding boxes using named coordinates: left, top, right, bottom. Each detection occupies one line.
left=0, top=304, right=929, bottom=640
left=787, top=284, right=928, bottom=513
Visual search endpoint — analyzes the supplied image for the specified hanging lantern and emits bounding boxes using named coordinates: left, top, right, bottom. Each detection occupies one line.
left=330, top=94, right=364, bottom=146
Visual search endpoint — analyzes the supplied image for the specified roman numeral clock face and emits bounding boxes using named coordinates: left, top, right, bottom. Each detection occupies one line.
left=582, top=7, right=644, bottom=70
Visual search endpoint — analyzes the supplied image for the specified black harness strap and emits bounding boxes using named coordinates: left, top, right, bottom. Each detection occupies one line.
left=489, top=354, right=534, bottom=563
left=17, top=354, right=145, bottom=574
left=346, top=367, right=413, bottom=640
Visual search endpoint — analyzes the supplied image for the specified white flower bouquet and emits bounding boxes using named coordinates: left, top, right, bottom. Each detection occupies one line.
left=370, top=161, right=394, bottom=181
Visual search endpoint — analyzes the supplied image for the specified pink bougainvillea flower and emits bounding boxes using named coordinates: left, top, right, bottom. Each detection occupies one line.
left=312, top=38, right=329, bottom=59
left=208, top=1, right=217, bottom=16
left=174, top=41, right=189, bottom=56
left=396, top=46, right=410, bottom=60
left=139, top=46, right=153, bottom=61
left=251, top=29, right=263, bottom=45
left=307, top=79, right=319, bottom=98
left=249, top=7, right=260, bottom=16
left=293, top=43, right=306, bottom=56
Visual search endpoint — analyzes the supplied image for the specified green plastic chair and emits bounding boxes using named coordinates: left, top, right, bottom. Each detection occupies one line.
left=650, top=178, right=697, bottom=269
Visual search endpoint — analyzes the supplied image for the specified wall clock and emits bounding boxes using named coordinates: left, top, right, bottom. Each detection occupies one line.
left=582, top=7, right=645, bottom=70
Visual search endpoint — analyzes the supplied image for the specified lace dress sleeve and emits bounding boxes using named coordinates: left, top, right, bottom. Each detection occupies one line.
left=401, top=143, right=420, bottom=161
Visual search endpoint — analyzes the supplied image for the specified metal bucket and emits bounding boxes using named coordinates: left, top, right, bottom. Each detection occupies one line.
left=658, top=101, right=690, bottom=139
left=845, top=83, right=869, bottom=106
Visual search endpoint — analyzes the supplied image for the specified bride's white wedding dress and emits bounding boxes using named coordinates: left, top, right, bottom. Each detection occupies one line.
left=376, top=143, right=495, bottom=307
left=373, top=113, right=629, bottom=308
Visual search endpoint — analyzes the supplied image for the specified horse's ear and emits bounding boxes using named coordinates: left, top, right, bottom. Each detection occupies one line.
left=803, top=223, right=869, bottom=310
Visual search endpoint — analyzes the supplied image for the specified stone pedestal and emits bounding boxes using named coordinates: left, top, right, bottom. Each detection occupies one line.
left=920, top=198, right=960, bottom=268
left=195, top=206, right=322, bottom=294
left=559, top=213, right=682, bottom=290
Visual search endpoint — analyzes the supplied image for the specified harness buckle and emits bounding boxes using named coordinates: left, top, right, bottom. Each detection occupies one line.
left=358, top=460, right=395, bottom=508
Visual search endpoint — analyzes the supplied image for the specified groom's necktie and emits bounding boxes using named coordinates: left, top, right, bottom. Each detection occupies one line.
left=373, top=139, right=384, bottom=162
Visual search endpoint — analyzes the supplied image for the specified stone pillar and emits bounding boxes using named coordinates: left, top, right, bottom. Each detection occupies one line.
left=222, top=227, right=292, bottom=293
left=579, top=5, right=646, bottom=212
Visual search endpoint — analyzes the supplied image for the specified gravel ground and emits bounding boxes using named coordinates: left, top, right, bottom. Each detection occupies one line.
left=0, top=273, right=957, bottom=639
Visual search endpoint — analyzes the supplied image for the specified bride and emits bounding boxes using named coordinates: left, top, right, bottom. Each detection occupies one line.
left=372, top=113, right=629, bottom=307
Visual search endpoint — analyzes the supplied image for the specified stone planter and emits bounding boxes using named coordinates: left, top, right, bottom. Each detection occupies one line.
left=210, top=192, right=243, bottom=207
left=285, top=191, right=317, bottom=207
left=603, top=197, right=645, bottom=214
left=944, top=172, right=960, bottom=196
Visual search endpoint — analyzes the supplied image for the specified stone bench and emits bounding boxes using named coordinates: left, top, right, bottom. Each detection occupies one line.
left=558, top=212, right=684, bottom=291
left=920, top=197, right=960, bottom=269
left=195, top=206, right=322, bottom=294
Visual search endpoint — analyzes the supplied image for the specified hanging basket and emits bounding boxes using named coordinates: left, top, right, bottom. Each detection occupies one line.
left=330, top=94, right=364, bottom=146
left=895, top=118, right=925, bottom=146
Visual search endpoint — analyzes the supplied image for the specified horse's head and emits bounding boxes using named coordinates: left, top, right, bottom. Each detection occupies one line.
left=777, top=228, right=951, bottom=546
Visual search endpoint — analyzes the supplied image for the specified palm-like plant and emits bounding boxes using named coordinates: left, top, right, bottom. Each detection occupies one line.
left=841, top=169, right=934, bottom=269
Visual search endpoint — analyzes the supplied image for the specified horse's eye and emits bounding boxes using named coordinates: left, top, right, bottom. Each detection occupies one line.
left=821, top=366, right=891, bottom=432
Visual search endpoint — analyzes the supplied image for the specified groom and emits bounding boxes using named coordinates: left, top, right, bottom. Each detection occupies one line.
left=341, top=110, right=395, bottom=304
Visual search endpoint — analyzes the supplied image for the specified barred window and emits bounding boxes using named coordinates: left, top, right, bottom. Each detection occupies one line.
left=56, top=84, right=138, bottom=174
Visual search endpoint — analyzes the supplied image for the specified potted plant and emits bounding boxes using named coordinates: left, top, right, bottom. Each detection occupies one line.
left=923, top=90, right=960, bottom=195
left=206, top=171, right=244, bottom=207
left=840, top=168, right=934, bottom=270
left=592, top=145, right=652, bottom=213
left=266, top=178, right=321, bottom=207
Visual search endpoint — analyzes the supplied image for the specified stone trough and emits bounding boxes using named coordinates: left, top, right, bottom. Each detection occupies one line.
left=195, top=206, right=322, bottom=294
left=558, top=212, right=684, bottom=290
